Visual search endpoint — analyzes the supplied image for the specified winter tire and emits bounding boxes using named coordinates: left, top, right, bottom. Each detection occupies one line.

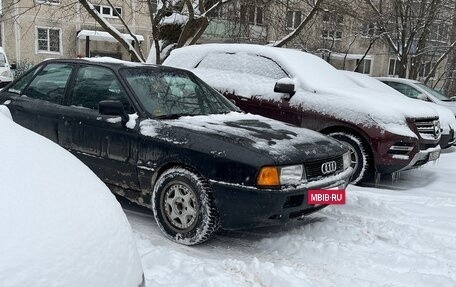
left=328, top=132, right=372, bottom=184
left=152, top=167, right=219, bottom=245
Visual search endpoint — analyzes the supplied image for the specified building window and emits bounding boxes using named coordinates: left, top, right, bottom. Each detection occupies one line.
left=322, top=12, right=343, bottom=24
left=388, top=58, right=400, bottom=76
left=355, top=59, right=371, bottom=74
left=361, top=23, right=376, bottom=37
left=240, top=5, right=264, bottom=25
left=322, top=30, right=342, bottom=39
left=286, top=11, right=302, bottom=29
left=419, top=61, right=436, bottom=78
left=93, top=4, right=123, bottom=17
left=430, top=22, right=449, bottom=42
left=37, top=27, right=61, bottom=53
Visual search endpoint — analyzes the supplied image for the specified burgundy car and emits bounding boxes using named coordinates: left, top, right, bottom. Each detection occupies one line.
left=163, top=44, right=442, bottom=184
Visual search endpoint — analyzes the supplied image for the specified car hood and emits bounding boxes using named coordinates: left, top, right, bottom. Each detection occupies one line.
left=425, top=103, right=456, bottom=133
left=138, top=112, right=347, bottom=165
left=289, top=86, right=439, bottom=138
left=436, top=101, right=456, bottom=115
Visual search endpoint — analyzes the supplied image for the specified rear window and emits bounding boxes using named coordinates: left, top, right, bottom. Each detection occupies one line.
left=197, top=52, right=289, bottom=80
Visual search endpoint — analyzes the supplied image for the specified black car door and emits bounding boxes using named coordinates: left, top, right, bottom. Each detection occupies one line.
left=1, top=63, right=75, bottom=146
left=65, top=65, right=140, bottom=190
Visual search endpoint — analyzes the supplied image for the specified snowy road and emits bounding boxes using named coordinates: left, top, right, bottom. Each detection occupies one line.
left=126, top=148, right=456, bottom=287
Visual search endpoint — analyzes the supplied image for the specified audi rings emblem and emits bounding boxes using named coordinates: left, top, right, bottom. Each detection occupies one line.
left=321, top=161, right=337, bottom=175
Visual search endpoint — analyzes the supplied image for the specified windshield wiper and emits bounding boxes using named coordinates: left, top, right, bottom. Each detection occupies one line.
left=154, top=113, right=196, bottom=119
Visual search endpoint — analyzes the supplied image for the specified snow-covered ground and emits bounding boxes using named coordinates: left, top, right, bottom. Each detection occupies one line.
left=127, top=148, right=456, bottom=287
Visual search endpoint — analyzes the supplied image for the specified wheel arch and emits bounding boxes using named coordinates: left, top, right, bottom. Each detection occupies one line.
left=151, top=161, right=204, bottom=191
left=320, top=125, right=373, bottom=158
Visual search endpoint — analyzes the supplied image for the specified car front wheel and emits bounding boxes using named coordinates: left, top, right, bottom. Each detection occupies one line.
left=152, top=167, right=219, bottom=245
left=329, top=132, right=372, bottom=184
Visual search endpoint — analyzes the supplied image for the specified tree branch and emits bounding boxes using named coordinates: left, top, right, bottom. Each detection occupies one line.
left=273, top=0, right=324, bottom=47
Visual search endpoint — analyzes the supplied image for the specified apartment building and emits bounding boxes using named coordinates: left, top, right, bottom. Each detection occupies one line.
left=0, top=0, right=452, bottom=88
left=0, top=0, right=153, bottom=66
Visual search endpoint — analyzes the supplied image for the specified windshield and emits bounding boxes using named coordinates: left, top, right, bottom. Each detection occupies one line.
left=0, top=53, right=6, bottom=67
left=416, top=82, right=452, bottom=101
left=120, top=68, right=236, bottom=118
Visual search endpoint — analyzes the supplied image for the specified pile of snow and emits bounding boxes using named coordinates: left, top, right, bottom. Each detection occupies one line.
left=164, top=44, right=439, bottom=138
left=0, top=106, right=143, bottom=287
left=129, top=147, right=456, bottom=287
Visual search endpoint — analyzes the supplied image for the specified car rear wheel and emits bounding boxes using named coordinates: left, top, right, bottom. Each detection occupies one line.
left=152, top=167, right=219, bottom=245
left=328, top=132, right=372, bottom=184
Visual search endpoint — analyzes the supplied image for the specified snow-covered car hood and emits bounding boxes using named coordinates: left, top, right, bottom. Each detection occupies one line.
left=139, top=112, right=347, bottom=163
left=425, top=102, right=456, bottom=133
left=0, top=106, right=143, bottom=287
left=340, top=71, right=456, bottom=133
left=437, top=100, right=456, bottom=115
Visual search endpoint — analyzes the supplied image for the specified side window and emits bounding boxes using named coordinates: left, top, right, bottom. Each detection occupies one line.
left=198, top=52, right=288, bottom=80
left=8, top=66, right=40, bottom=95
left=388, top=82, right=421, bottom=99
left=23, top=63, right=73, bottom=104
left=71, top=66, right=131, bottom=112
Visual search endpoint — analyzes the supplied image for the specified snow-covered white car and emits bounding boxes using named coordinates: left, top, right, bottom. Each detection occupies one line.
left=377, top=77, right=456, bottom=115
left=0, top=47, right=14, bottom=87
left=0, top=106, right=144, bottom=287
left=342, top=71, right=456, bottom=148
left=163, top=44, right=442, bottom=183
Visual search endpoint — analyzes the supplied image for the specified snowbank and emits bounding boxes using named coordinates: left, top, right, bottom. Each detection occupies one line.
left=0, top=106, right=143, bottom=287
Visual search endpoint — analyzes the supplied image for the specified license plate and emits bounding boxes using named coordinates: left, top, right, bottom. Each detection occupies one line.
left=429, top=150, right=440, bottom=161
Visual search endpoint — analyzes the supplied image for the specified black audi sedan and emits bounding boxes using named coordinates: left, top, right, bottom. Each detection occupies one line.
left=0, top=58, right=352, bottom=245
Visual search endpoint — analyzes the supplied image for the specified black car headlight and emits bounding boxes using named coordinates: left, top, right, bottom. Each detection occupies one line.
left=257, top=164, right=306, bottom=186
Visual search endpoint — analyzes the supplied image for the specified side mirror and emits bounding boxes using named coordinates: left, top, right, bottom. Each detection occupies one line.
left=98, top=100, right=129, bottom=125
left=417, top=94, right=428, bottom=101
left=274, top=78, right=295, bottom=100
left=10, top=63, right=17, bottom=70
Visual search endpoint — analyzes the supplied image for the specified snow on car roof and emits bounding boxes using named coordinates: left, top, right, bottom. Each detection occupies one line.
left=165, top=43, right=357, bottom=90
left=0, top=106, right=143, bottom=287
left=375, top=77, right=421, bottom=84
left=82, top=56, right=148, bottom=67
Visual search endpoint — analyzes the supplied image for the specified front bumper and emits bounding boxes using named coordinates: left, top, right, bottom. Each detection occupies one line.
left=397, top=145, right=441, bottom=172
left=210, top=167, right=352, bottom=230
left=441, top=130, right=456, bottom=149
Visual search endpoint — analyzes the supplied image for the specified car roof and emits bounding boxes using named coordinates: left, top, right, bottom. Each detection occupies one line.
left=42, top=57, right=186, bottom=73
left=165, top=43, right=322, bottom=70
left=375, top=77, right=421, bottom=84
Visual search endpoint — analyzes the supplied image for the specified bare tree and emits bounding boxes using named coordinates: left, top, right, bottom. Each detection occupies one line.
left=272, top=0, right=324, bottom=47
left=365, top=0, right=455, bottom=79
